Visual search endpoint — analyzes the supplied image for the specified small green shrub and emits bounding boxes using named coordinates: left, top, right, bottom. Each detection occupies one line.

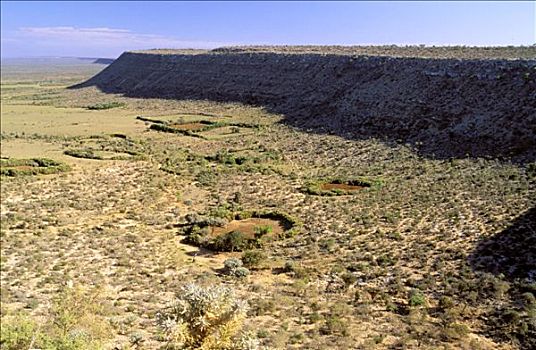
left=521, top=292, right=535, bottom=311
left=195, top=169, right=217, bottom=187
left=408, top=289, right=426, bottom=307
left=321, top=315, right=349, bottom=336
left=241, top=250, right=266, bottom=269
left=283, top=261, right=311, bottom=280
left=207, top=150, right=249, bottom=165
left=254, top=225, right=272, bottom=238
left=441, top=323, right=469, bottom=341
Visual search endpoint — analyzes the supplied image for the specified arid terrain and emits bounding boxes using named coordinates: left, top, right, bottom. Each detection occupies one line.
left=1, top=48, right=535, bottom=349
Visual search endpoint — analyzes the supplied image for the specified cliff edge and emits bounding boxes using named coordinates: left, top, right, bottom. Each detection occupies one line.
left=73, top=47, right=536, bottom=161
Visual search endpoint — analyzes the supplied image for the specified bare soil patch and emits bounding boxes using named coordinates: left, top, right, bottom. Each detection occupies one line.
left=304, top=178, right=377, bottom=195
left=169, top=122, right=208, bottom=131
left=210, top=218, right=285, bottom=239
left=320, top=182, right=366, bottom=192
left=5, top=165, right=35, bottom=171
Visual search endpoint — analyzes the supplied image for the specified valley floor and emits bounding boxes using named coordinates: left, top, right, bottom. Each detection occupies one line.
left=1, top=65, right=534, bottom=349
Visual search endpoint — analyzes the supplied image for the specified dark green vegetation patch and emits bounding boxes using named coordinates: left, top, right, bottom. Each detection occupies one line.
left=303, top=177, right=382, bottom=196
left=181, top=209, right=302, bottom=252
left=64, top=148, right=142, bottom=160
left=0, top=158, right=70, bottom=176
left=205, top=148, right=281, bottom=166
left=158, top=146, right=283, bottom=179
left=145, top=118, right=260, bottom=138
left=86, top=101, right=126, bottom=110
left=63, top=135, right=145, bottom=161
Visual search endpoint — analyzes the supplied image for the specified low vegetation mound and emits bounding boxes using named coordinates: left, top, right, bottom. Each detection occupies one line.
left=146, top=118, right=259, bottom=138
left=63, top=135, right=145, bottom=161
left=0, top=158, right=70, bottom=176
left=86, top=101, right=126, bottom=110
left=64, top=148, right=140, bottom=160
left=205, top=148, right=281, bottom=166
left=182, top=210, right=301, bottom=252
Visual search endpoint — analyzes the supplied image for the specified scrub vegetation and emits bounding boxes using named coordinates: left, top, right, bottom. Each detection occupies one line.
left=1, top=50, right=534, bottom=350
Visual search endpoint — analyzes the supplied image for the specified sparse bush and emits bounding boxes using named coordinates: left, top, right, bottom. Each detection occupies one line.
left=156, top=284, right=258, bottom=349
left=49, top=284, right=113, bottom=348
left=321, top=315, right=348, bottom=336
left=0, top=314, right=48, bottom=349
left=408, top=290, right=426, bottom=307
left=521, top=292, right=535, bottom=311
left=441, top=323, right=469, bottom=341
left=283, top=261, right=310, bottom=279
left=196, top=169, right=217, bottom=187
left=224, top=258, right=250, bottom=278
left=241, top=250, right=266, bottom=269
left=0, top=285, right=112, bottom=350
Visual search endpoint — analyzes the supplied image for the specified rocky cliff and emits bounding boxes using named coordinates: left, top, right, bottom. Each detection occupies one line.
left=74, top=48, right=536, bottom=162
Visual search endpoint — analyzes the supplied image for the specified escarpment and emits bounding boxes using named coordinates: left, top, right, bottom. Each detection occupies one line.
left=73, top=48, right=536, bottom=161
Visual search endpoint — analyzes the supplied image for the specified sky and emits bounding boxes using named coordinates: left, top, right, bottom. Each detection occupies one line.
left=1, top=1, right=535, bottom=58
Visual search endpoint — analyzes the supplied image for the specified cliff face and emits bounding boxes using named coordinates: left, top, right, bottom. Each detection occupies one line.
left=75, top=51, right=536, bottom=161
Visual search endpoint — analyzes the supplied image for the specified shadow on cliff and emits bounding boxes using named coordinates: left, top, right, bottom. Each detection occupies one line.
left=469, top=207, right=536, bottom=281
left=69, top=53, right=536, bottom=163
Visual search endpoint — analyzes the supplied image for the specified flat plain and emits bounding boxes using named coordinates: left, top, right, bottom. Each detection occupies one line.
left=0, top=55, right=534, bottom=349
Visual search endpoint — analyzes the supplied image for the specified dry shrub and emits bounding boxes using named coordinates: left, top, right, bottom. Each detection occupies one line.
left=157, top=284, right=260, bottom=349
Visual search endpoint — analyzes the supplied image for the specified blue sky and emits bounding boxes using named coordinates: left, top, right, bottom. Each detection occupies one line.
left=1, top=1, right=535, bottom=58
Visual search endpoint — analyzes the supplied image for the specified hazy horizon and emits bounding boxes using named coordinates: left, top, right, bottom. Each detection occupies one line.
left=2, top=1, right=535, bottom=58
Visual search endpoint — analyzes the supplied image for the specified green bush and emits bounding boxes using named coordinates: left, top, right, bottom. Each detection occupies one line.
left=241, top=250, right=266, bottom=269
left=254, top=225, right=272, bottom=238
left=321, top=315, right=349, bottom=336
left=223, top=258, right=250, bottom=278
left=212, top=231, right=250, bottom=252
left=0, top=314, right=47, bottom=350
left=0, top=285, right=112, bottom=350
left=408, top=289, right=426, bottom=307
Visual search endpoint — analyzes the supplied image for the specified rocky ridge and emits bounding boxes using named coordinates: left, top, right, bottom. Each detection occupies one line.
left=74, top=47, right=536, bottom=161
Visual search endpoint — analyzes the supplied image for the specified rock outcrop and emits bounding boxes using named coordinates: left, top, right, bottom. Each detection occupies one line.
left=74, top=48, right=536, bottom=161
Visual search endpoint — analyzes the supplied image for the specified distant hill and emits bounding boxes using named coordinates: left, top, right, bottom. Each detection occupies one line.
left=93, top=58, right=115, bottom=65
left=1, top=57, right=115, bottom=66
